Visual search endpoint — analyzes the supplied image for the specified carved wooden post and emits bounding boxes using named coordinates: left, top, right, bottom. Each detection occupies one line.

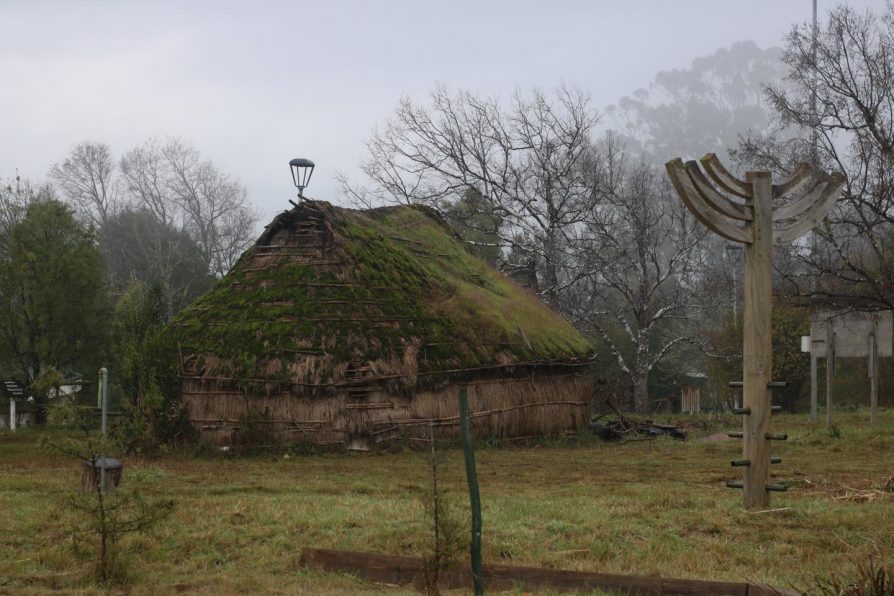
left=742, top=171, right=773, bottom=508
left=666, top=155, right=844, bottom=508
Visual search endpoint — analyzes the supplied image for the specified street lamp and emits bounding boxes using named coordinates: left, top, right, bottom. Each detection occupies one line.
left=726, top=244, right=743, bottom=320
left=289, top=158, right=315, bottom=198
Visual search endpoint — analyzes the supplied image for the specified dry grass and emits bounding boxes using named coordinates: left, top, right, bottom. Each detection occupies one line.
left=0, top=411, right=892, bottom=594
left=184, top=373, right=592, bottom=445
left=170, top=201, right=593, bottom=391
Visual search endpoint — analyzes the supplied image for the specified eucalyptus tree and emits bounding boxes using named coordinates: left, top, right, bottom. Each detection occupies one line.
left=608, top=40, right=785, bottom=163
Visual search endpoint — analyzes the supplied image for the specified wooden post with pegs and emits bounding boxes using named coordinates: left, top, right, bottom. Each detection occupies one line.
left=667, top=155, right=844, bottom=508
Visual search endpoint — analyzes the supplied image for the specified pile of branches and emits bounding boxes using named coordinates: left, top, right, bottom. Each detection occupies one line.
left=588, top=399, right=686, bottom=442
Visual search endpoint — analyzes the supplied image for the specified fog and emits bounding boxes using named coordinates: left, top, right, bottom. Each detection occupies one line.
left=0, top=0, right=879, bottom=221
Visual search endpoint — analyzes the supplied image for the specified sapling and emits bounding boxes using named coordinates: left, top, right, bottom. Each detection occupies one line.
left=421, top=424, right=464, bottom=596
left=44, top=435, right=174, bottom=585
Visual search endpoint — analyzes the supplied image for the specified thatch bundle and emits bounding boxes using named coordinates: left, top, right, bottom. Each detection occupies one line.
left=167, top=200, right=596, bottom=446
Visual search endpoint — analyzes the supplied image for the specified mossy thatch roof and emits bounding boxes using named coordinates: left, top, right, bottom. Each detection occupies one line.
left=168, top=200, right=593, bottom=392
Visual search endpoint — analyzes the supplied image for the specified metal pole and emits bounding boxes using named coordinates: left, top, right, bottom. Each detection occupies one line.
left=825, top=321, right=834, bottom=429
left=870, top=316, right=878, bottom=426
left=726, top=245, right=742, bottom=322
left=809, top=0, right=820, bottom=292
left=731, top=263, right=738, bottom=323
left=810, top=352, right=818, bottom=422
left=9, top=398, right=15, bottom=432
left=458, top=388, right=483, bottom=595
left=812, top=0, right=819, bottom=163
left=100, top=367, right=108, bottom=492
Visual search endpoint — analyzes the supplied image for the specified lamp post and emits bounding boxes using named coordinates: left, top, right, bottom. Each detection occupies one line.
left=726, top=244, right=743, bottom=321
left=289, top=158, right=315, bottom=199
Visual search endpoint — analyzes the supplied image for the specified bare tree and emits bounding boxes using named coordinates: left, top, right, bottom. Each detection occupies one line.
left=161, top=139, right=257, bottom=276
left=564, top=136, right=708, bottom=413
left=120, top=139, right=177, bottom=228
left=349, top=89, right=710, bottom=411
left=50, top=142, right=119, bottom=230
left=345, top=85, right=598, bottom=300
left=735, top=2, right=894, bottom=311
left=119, top=138, right=258, bottom=279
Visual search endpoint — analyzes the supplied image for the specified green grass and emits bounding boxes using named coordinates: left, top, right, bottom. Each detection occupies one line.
left=1, top=411, right=892, bottom=593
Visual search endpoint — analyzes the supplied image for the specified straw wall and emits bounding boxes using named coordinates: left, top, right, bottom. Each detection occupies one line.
left=182, top=373, right=593, bottom=447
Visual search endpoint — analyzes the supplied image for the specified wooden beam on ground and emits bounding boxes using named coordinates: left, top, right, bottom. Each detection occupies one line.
left=299, top=548, right=798, bottom=596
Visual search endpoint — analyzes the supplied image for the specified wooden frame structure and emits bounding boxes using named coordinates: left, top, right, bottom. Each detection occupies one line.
left=666, top=154, right=844, bottom=508
left=680, top=385, right=701, bottom=414
left=804, top=310, right=892, bottom=426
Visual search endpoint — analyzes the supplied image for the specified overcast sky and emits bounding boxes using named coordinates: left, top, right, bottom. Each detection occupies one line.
left=0, top=0, right=879, bottom=223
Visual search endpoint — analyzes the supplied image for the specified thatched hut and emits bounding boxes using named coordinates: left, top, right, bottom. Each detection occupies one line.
left=167, top=199, right=596, bottom=447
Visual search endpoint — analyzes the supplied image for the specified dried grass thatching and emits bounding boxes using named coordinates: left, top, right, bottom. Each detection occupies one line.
left=166, top=199, right=597, bottom=444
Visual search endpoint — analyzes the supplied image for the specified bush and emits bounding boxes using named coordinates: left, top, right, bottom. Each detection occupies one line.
left=114, top=377, right=195, bottom=455
left=808, top=557, right=891, bottom=595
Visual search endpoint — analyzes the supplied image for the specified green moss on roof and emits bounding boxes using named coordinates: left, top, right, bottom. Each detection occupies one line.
left=166, top=200, right=592, bottom=387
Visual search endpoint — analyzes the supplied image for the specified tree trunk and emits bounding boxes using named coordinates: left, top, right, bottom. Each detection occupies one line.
left=632, top=329, right=651, bottom=413
left=632, top=375, right=649, bottom=414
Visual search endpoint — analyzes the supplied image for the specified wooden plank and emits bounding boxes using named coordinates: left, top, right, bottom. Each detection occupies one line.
left=772, top=163, right=813, bottom=197
left=345, top=402, right=393, bottom=410
left=742, top=171, right=773, bottom=509
left=773, top=173, right=825, bottom=220
left=665, top=159, right=752, bottom=244
left=773, top=174, right=845, bottom=243
left=685, top=160, right=753, bottom=220
left=809, top=310, right=893, bottom=357
left=700, top=153, right=753, bottom=198
left=299, top=548, right=798, bottom=595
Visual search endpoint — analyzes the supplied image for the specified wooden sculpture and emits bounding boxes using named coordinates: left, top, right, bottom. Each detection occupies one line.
left=666, top=155, right=845, bottom=508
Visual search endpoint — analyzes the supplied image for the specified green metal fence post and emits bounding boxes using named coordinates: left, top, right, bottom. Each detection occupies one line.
left=458, top=388, right=483, bottom=594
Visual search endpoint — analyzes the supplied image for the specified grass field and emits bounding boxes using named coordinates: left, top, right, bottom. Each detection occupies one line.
left=1, top=411, right=892, bottom=594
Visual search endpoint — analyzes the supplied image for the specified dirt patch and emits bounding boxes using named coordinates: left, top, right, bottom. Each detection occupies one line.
left=700, top=432, right=733, bottom=442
